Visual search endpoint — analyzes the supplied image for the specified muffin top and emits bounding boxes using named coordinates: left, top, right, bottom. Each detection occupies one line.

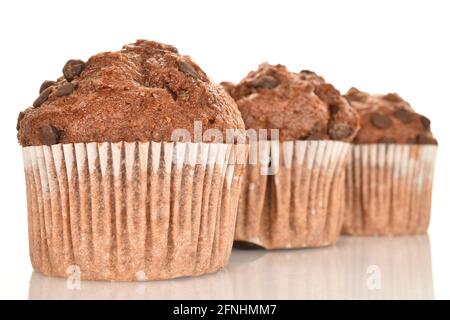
left=345, top=87, right=437, bottom=145
left=221, top=63, right=360, bottom=142
left=17, top=40, right=244, bottom=146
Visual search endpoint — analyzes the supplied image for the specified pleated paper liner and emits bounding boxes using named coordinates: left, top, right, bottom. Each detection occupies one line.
left=343, top=144, right=437, bottom=236
left=235, top=140, right=351, bottom=249
left=22, top=141, right=247, bottom=281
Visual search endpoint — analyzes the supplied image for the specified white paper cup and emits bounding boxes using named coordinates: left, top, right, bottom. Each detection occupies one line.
left=235, top=140, right=350, bottom=249
left=343, top=144, right=437, bottom=236
left=22, top=141, right=247, bottom=281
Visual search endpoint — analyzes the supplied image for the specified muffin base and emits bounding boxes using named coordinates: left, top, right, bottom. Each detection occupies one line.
left=235, top=141, right=350, bottom=249
left=23, top=142, right=246, bottom=281
left=343, top=144, right=437, bottom=236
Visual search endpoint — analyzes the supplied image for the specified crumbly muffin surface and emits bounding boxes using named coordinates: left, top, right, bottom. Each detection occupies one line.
left=17, top=40, right=244, bottom=146
left=345, top=87, right=436, bottom=144
left=222, top=63, right=360, bottom=142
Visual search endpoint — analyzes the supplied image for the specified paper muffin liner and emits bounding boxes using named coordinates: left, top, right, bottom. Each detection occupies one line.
left=22, top=141, right=247, bottom=281
left=343, top=144, right=437, bottom=236
left=235, top=140, right=351, bottom=249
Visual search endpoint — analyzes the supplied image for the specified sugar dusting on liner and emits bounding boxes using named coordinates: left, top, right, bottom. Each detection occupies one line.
left=343, top=144, right=437, bottom=236
left=22, top=142, right=247, bottom=281
left=235, top=140, right=350, bottom=249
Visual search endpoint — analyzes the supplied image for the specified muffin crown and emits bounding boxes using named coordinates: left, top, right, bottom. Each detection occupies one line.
left=222, top=63, right=360, bottom=142
left=345, top=87, right=437, bottom=144
left=17, top=40, right=244, bottom=146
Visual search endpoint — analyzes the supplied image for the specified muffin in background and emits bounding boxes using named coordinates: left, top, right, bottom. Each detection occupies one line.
left=343, top=88, right=437, bottom=236
left=18, top=40, right=247, bottom=281
left=224, top=65, right=359, bottom=142
left=223, top=64, right=360, bottom=249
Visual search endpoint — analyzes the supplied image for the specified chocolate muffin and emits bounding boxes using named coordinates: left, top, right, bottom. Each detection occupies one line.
left=20, top=40, right=247, bottom=281
left=222, top=64, right=360, bottom=249
left=223, top=64, right=359, bottom=142
left=343, top=88, right=438, bottom=236
left=346, top=87, right=436, bottom=145
left=18, top=40, right=243, bottom=146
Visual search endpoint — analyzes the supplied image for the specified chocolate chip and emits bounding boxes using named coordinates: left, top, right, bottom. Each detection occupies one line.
left=420, top=115, right=431, bottom=130
left=16, top=112, right=24, bottom=130
left=329, top=123, right=353, bottom=140
left=393, top=108, right=413, bottom=124
left=63, top=59, right=86, bottom=82
left=329, top=104, right=340, bottom=115
left=55, top=82, right=75, bottom=97
left=378, top=137, right=396, bottom=144
left=38, top=124, right=60, bottom=145
left=416, top=133, right=437, bottom=145
left=207, top=117, right=216, bottom=125
left=370, top=113, right=392, bottom=129
left=33, top=87, right=52, bottom=108
left=39, top=80, right=56, bottom=94
left=252, top=75, right=279, bottom=89
left=177, top=60, right=199, bottom=79
left=300, top=69, right=315, bottom=75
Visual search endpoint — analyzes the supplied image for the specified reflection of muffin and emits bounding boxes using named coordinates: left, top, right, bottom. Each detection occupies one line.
left=29, top=269, right=234, bottom=299
left=223, top=64, right=360, bottom=249
left=228, top=245, right=344, bottom=299
left=338, top=235, right=434, bottom=299
left=344, top=88, right=437, bottom=235
left=227, top=236, right=433, bottom=299
left=18, top=40, right=246, bottom=280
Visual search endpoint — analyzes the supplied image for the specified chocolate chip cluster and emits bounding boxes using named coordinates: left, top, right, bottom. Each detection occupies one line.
left=346, top=88, right=437, bottom=145
left=33, top=59, right=85, bottom=108
left=369, top=110, right=433, bottom=144
left=17, top=59, right=86, bottom=145
left=222, top=64, right=361, bottom=142
left=16, top=40, right=244, bottom=147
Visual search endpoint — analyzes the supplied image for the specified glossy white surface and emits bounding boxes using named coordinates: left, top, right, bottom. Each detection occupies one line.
left=1, top=0, right=450, bottom=300
left=28, top=236, right=433, bottom=300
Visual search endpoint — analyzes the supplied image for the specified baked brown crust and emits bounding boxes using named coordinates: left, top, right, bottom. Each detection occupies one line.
left=222, top=63, right=360, bottom=142
left=17, top=40, right=244, bottom=146
left=345, top=87, right=437, bottom=144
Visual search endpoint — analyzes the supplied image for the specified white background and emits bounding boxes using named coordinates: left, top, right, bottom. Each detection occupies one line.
left=0, top=0, right=449, bottom=299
